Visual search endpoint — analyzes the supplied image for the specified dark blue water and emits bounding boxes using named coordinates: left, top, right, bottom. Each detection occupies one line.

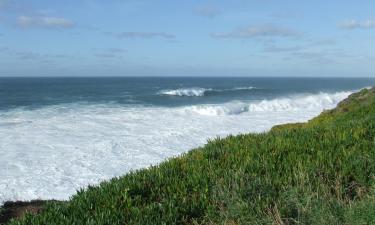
left=0, top=77, right=374, bottom=110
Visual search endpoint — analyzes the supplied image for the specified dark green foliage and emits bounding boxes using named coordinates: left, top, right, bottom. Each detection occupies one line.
left=7, top=88, right=375, bottom=224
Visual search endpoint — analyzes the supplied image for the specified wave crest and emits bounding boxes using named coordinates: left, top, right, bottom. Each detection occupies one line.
left=158, top=88, right=209, bottom=97
left=186, top=91, right=352, bottom=116
left=232, top=86, right=257, bottom=91
left=158, top=86, right=259, bottom=97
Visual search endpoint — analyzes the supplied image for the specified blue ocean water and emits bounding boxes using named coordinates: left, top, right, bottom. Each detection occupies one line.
left=0, top=77, right=374, bottom=204
left=1, top=77, right=374, bottom=110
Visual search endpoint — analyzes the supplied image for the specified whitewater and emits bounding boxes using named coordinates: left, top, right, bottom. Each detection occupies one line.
left=158, top=86, right=257, bottom=97
left=0, top=90, right=352, bottom=204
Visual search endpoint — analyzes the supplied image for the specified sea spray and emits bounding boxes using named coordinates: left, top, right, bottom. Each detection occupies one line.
left=0, top=91, right=353, bottom=203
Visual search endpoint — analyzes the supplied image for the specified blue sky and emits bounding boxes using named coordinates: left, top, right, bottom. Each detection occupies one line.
left=0, top=0, right=375, bottom=77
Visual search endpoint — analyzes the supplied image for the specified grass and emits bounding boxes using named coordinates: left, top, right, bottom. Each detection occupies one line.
left=5, top=87, right=375, bottom=225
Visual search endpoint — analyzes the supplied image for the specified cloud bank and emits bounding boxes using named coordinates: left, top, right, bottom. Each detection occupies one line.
left=17, top=16, right=74, bottom=29
left=211, top=25, right=300, bottom=39
left=194, top=5, right=220, bottom=18
left=116, top=32, right=175, bottom=39
left=94, top=48, right=127, bottom=58
left=340, top=19, right=375, bottom=29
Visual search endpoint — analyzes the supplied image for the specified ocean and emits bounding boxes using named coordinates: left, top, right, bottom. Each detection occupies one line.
left=1, top=77, right=374, bottom=204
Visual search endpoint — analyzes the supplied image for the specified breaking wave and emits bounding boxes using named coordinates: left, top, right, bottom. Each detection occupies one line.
left=158, top=87, right=210, bottom=97
left=187, top=91, right=352, bottom=116
left=158, top=86, right=259, bottom=97
left=0, top=90, right=353, bottom=204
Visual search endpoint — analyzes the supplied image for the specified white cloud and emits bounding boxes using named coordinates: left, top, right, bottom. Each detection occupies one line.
left=310, top=39, right=336, bottom=46
left=211, top=25, right=300, bottom=39
left=107, top=48, right=127, bottom=53
left=94, top=48, right=127, bottom=58
left=340, top=19, right=375, bottom=29
left=95, top=53, right=118, bottom=58
left=17, top=16, right=74, bottom=28
left=116, top=32, right=175, bottom=39
left=0, top=47, right=75, bottom=61
left=194, top=5, right=220, bottom=18
left=264, top=45, right=304, bottom=53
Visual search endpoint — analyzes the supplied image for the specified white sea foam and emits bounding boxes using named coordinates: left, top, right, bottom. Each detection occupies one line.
left=0, top=91, right=352, bottom=204
left=158, top=86, right=259, bottom=97
left=158, top=88, right=209, bottom=96
left=187, top=91, right=351, bottom=116
left=232, top=86, right=258, bottom=90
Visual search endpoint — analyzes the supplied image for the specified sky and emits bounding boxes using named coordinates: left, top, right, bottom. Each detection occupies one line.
left=0, top=0, right=375, bottom=77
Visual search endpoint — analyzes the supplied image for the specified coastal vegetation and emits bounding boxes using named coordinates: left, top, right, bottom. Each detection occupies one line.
left=3, top=87, right=375, bottom=225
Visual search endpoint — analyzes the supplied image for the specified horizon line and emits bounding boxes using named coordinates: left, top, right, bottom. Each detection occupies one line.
left=0, top=75, right=375, bottom=79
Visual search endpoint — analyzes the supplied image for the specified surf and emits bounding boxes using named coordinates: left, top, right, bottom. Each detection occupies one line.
left=0, top=90, right=353, bottom=204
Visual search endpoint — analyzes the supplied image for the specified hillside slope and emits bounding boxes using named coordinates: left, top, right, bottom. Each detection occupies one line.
left=5, top=87, right=375, bottom=225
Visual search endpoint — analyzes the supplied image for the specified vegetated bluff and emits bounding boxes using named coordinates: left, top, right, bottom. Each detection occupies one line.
left=4, top=87, right=375, bottom=225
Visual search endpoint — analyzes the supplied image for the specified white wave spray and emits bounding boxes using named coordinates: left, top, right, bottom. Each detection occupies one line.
left=158, top=88, right=209, bottom=97
left=188, top=91, right=351, bottom=116
left=0, top=91, right=352, bottom=204
left=158, top=86, right=259, bottom=97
